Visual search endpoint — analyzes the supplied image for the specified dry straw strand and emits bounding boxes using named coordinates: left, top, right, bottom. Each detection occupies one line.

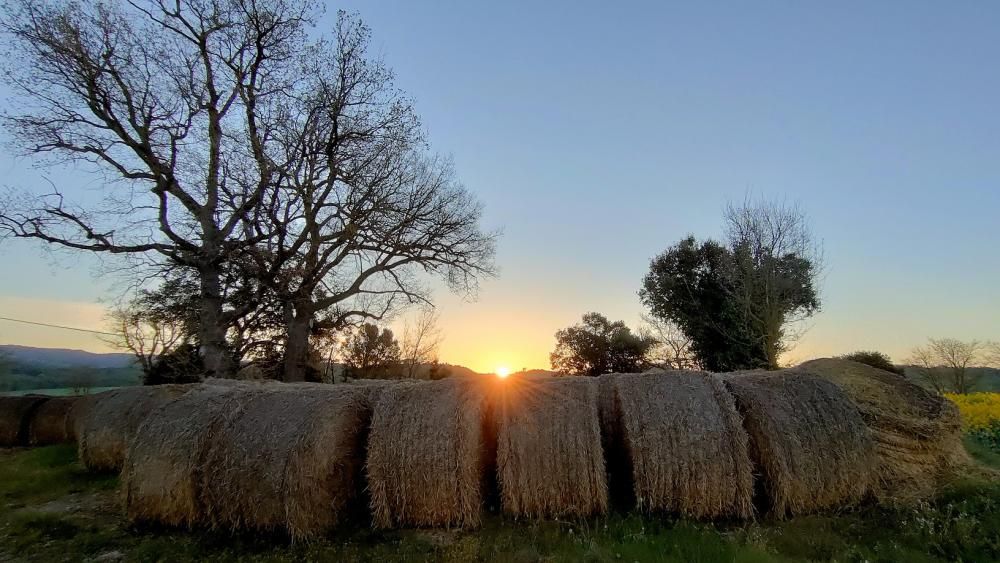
left=496, top=376, right=608, bottom=519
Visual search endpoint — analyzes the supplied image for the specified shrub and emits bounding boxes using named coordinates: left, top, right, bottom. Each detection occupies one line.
left=836, top=351, right=904, bottom=375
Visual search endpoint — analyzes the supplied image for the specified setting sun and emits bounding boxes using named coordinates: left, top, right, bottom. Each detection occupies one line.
left=495, top=366, right=511, bottom=378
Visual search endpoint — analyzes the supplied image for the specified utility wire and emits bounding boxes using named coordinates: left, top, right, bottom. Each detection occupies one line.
left=0, top=316, right=117, bottom=337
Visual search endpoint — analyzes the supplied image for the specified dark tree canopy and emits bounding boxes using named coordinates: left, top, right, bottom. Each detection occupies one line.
left=641, top=199, right=821, bottom=372
left=342, top=323, right=401, bottom=379
left=640, top=237, right=763, bottom=372
left=550, top=312, right=654, bottom=376
left=145, top=343, right=204, bottom=386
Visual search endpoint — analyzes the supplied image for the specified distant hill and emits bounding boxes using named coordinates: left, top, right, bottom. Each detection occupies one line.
left=0, top=344, right=136, bottom=369
left=512, top=368, right=560, bottom=378
left=0, top=344, right=559, bottom=391
left=0, top=345, right=141, bottom=392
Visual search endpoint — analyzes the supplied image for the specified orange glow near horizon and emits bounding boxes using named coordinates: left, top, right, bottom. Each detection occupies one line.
left=495, top=366, right=511, bottom=378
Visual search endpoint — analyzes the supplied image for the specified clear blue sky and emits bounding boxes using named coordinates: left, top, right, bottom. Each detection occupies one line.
left=1, top=1, right=998, bottom=370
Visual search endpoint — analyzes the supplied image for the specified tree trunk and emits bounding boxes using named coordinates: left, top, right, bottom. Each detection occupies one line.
left=198, top=265, right=234, bottom=378
left=283, top=305, right=313, bottom=382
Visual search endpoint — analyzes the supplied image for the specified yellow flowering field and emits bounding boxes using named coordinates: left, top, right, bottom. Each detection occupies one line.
left=946, top=392, right=1000, bottom=431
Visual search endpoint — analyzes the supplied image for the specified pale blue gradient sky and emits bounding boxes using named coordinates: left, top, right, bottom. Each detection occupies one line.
left=1, top=1, right=998, bottom=371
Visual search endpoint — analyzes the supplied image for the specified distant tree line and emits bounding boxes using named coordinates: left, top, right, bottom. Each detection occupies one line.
left=908, top=338, right=1000, bottom=394
left=341, top=310, right=447, bottom=380
left=0, top=1, right=497, bottom=382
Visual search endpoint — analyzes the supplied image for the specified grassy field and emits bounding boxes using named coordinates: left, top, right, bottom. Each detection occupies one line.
left=1, top=442, right=999, bottom=562
left=0, top=387, right=123, bottom=397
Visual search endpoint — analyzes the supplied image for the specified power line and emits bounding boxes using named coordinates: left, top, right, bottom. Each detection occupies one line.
left=0, top=316, right=117, bottom=337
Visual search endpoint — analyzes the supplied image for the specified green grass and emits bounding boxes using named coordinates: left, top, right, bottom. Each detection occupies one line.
left=0, top=445, right=117, bottom=505
left=2, top=444, right=1000, bottom=562
left=0, top=386, right=124, bottom=397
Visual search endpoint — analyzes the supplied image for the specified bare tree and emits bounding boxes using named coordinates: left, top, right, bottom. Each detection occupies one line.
left=986, top=341, right=1000, bottom=368
left=723, top=196, right=822, bottom=368
left=641, top=313, right=699, bottom=370
left=0, top=0, right=320, bottom=376
left=104, top=301, right=188, bottom=376
left=243, top=16, right=497, bottom=381
left=908, top=338, right=986, bottom=394
left=400, top=307, right=443, bottom=379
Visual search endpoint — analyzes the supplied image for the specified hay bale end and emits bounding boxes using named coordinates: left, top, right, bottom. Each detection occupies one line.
left=496, top=376, right=608, bottom=519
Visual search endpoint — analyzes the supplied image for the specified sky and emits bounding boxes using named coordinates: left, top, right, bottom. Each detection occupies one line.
left=1, top=1, right=998, bottom=373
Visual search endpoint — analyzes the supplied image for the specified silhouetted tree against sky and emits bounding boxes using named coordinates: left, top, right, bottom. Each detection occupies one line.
left=342, top=323, right=400, bottom=380
left=0, top=2, right=495, bottom=380
left=641, top=198, right=821, bottom=371
left=400, top=308, right=443, bottom=379
left=0, top=0, right=323, bottom=376
left=909, top=338, right=990, bottom=394
left=642, top=313, right=700, bottom=371
left=550, top=312, right=654, bottom=376
left=723, top=197, right=821, bottom=368
left=641, top=237, right=760, bottom=372
left=242, top=13, right=496, bottom=381
left=105, top=280, right=195, bottom=377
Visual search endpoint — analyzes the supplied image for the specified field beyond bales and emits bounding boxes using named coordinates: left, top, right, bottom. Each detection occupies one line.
left=947, top=392, right=1000, bottom=451
left=947, top=392, right=1000, bottom=432
left=0, top=442, right=999, bottom=562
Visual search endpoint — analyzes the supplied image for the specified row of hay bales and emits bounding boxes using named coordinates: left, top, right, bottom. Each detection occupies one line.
left=0, top=394, right=86, bottom=447
left=12, top=358, right=965, bottom=539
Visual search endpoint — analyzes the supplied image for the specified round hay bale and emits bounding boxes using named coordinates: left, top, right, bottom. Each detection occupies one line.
left=0, top=395, right=49, bottom=447
left=200, top=385, right=372, bottom=538
left=613, top=371, right=754, bottom=519
left=496, top=376, right=608, bottom=519
left=346, top=378, right=419, bottom=410
left=123, top=385, right=255, bottom=528
left=28, top=396, right=79, bottom=445
left=724, top=371, right=877, bottom=517
left=797, top=358, right=966, bottom=501
left=367, top=377, right=495, bottom=528
left=76, top=385, right=190, bottom=471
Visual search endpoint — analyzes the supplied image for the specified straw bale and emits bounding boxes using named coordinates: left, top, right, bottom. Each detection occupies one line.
left=0, top=395, right=49, bottom=447
left=496, top=376, right=607, bottom=518
left=724, top=371, right=877, bottom=517
left=200, top=385, right=371, bottom=538
left=797, top=358, right=966, bottom=501
left=28, top=396, right=79, bottom=445
left=367, top=377, right=495, bottom=528
left=76, top=385, right=190, bottom=471
left=614, top=371, right=754, bottom=518
left=122, top=385, right=253, bottom=527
